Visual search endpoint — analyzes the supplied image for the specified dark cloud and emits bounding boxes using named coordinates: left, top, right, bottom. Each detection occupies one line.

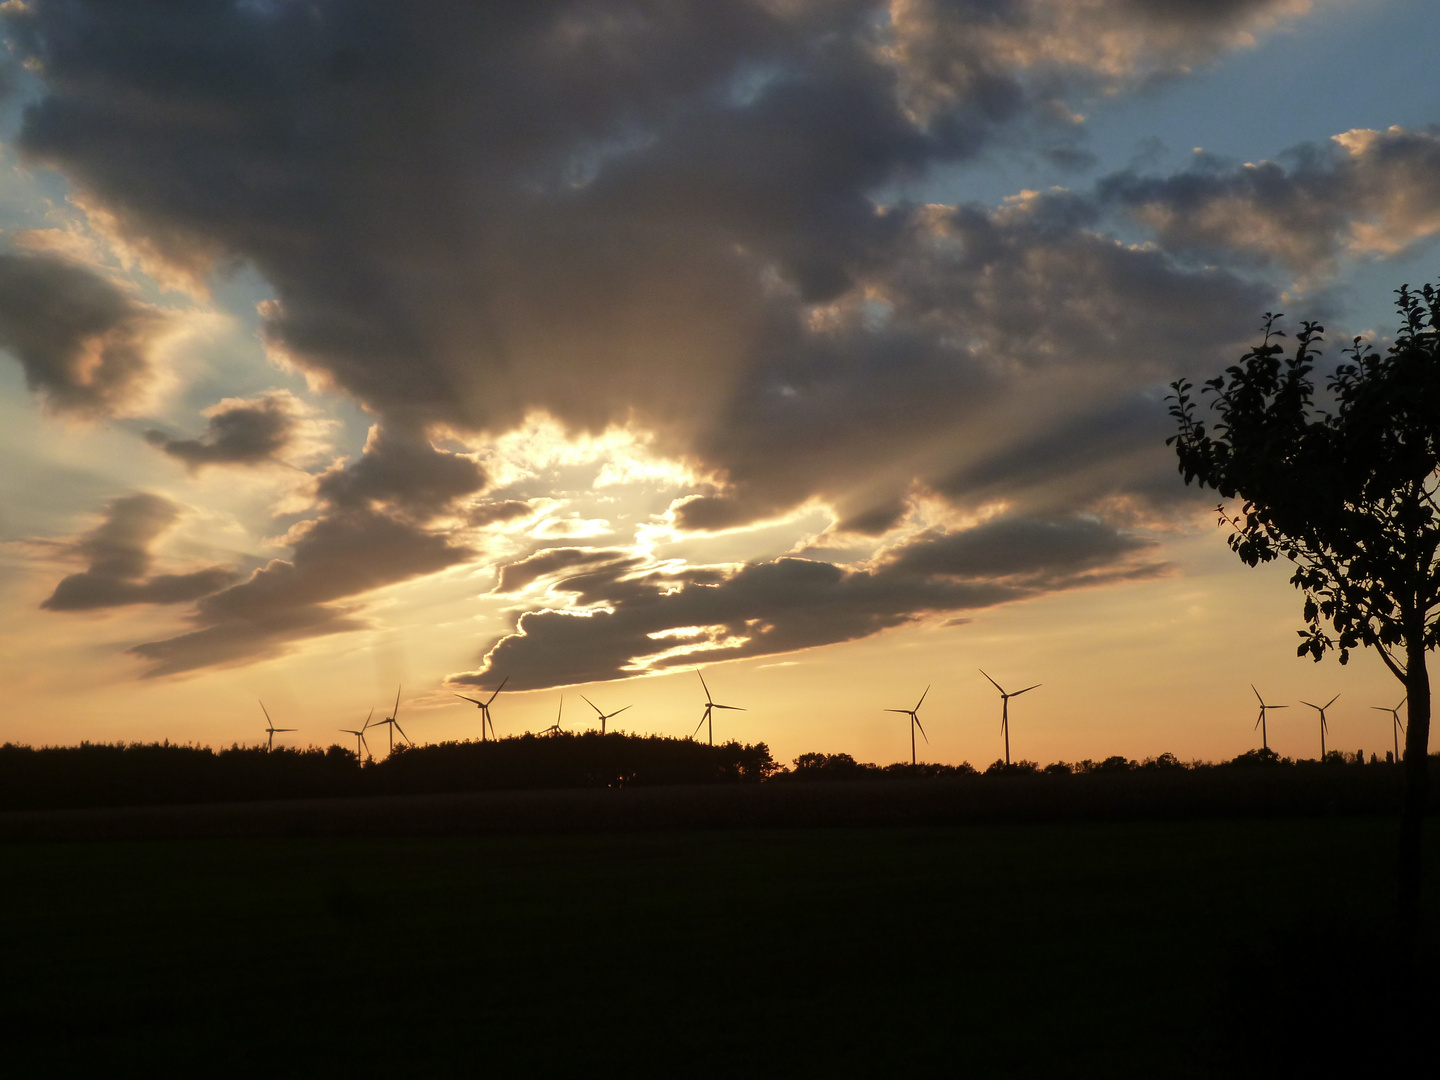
left=5, top=0, right=1338, bottom=679
left=451, top=512, right=1167, bottom=689
left=466, top=499, right=536, bottom=528
left=315, top=425, right=485, bottom=519
left=143, top=392, right=298, bottom=469
left=492, top=547, right=634, bottom=595
left=0, top=251, right=168, bottom=416
left=41, top=492, right=238, bottom=611
left=129, top=506, right=472, bottom=676
left=8, top=1, right=1299, bottom=527
left=882, top=514, right=1153, bottom=582
left=1099, top=126, right=1440, bottom=273
left=671, top=197, right=1267, bottom=529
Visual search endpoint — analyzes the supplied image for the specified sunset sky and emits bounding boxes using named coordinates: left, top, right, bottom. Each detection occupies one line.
left=1, top=0, right=1436, bottom=767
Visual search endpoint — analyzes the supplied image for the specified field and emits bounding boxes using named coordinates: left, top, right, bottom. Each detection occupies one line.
left=4, top=811, right=1436, bottom=1076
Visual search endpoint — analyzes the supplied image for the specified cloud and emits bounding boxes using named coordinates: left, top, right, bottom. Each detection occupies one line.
left=0, top=251, right=170, bottom=416
left=7, top=1, right=1299, bottom=517
left=128, top=505, right=472, bottom=676
left=886, top=0, right=1310, bottom=123
left=1100, top=125, right=1440, bottom=274
left=466, top=499, right=536, bottom=528
left=6, top=0, right=1338, bottom=680
left=315, top=424, right=486, bottom=519
left=450, top=512, right=1167, bottom=689
left=123, top=418, right=486, bottom=675
left=143, top=391, right=303, bottom=470
left=40, top=492, right=238, bottom=611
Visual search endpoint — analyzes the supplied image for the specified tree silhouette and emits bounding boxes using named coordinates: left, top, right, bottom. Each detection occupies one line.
left=1168, top=283, right=1440, bottom=951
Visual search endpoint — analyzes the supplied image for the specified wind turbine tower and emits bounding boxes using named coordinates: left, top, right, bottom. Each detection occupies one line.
left=539, top=695, right=565, bottom=737
left=693, top=669, right=744, bottom=746
left=1251, top=685, right=1287, bottom=752
left=258, top=701, right=295, bottom=752
left=339, top=709, right=374, bottom=763
left=370, top=685, right=412, bottom=753
left=884, top=685, right=930, bottom=766
left=454, top=675, right=508, bottom=741
left=980, top=670, right=1040, bottom=766
left=1299, top=694, right=1339, bottom=759
left=1372, top=696, right=1407, bottom=762
left=581, top=694, right=631, bottom=734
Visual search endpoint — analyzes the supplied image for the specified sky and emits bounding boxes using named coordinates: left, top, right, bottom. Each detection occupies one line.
left=0, top=0, right=1435, bottom=768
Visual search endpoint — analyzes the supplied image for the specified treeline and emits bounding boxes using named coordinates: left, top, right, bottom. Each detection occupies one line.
left=0, top=736, right=1430, bottom=815
left=0, top=733, right=777, bottom=812
left=772, top=747, right=1396, bottom=781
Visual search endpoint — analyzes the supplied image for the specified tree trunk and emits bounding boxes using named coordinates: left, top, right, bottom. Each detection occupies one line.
left=1398, top=636, right=1431, bottom=956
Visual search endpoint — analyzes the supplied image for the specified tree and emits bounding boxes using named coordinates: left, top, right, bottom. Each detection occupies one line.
left=1167, top=283, right=1440, bottom=951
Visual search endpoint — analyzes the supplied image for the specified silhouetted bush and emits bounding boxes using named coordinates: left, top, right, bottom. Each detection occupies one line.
left=1140, top=753, right=1186, bottom=771
left=984, top=759, right=1038, bottom=776
left=773, top=753, right=977, bottom=782
left=1228, top=747, right=1283, bottom=768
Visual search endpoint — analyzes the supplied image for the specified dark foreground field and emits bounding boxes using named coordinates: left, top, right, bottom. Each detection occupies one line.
left=3, top=814, right=1436, bottom=1077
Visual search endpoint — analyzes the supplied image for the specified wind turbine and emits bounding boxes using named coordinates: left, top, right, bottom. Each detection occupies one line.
left=693, top=669, right=744, bottom=746
left=980, top=670, right=1040, bottom=766
left=258, top=700, right=295, bottom=752
left=538, top=694, right=565, bottom=737
left=370, top=686, right=412, bottom=754
left=1372, top=695, right=1407, bottom=762
left=580, top=694, right=631, bottom=734
left=884, top=685, right=929, bottom=766
left=1251, top=684, right=1287, bottom=752
left=454, top=675, right=508, bottom=741
left=1299, top=694, right=1339, bottom=759
left=339, top=708, right=374, bottom=763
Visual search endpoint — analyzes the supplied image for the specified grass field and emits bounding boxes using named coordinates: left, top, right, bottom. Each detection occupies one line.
left=3, top=814, right=1435, bottom=1076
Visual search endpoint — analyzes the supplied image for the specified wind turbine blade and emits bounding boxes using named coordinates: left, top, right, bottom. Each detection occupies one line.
left=714, top=704, right=744, bottom=711
left=1252, top=684, right=1263, bottom=704
left=455, top=694, right=482, bottom=706
left=395, top=722, right=411, bottom=744
left=1325, top=693, right=1341, bottom=709
left=1372, top=706, right=1391, bottom=712
left=692, top=714, right=707, bottom=737
left=610, top=705, right=632, bottom=717
left=885, top=708, right=910, bottom=714
left=697, top=668, right=713, bottom=703
left=484, top=675, right=509, bottom=705
left=1013, top=683, right=1041, bottom=696
left=915, top=685, right=930, bottom=711
left=979, top=669, right=1005, bottom=694
left=557, top=694, right=563, bottom=722
left=392, top=685, right=402, bottom=719
left=363, top=707, right=374, bottom=730
left=259, top=700, right=272, bottom=724
left=1270, top=705, right=1288, bottom=710
left=914, top=716, right=928, bottom=743
left=1254, top=713, right=1263, bottom=729
left=1300, top=701, right=1318, bottom=710
left=580, top=694, right=602, bottom=716
left=1397, top=696, right=1408, bottom=709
